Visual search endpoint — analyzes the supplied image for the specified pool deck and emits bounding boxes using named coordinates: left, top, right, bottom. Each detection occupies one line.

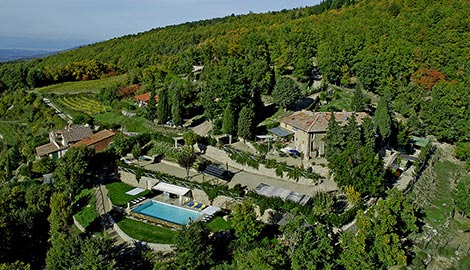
left=147, top=195, right=208, bottom=213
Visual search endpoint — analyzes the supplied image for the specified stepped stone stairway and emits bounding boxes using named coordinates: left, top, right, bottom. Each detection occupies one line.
left=94, top=185, right=124, bottom=243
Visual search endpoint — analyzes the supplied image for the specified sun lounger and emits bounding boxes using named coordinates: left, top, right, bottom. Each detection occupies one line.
left=187, top=201, right=195, bottom=207
left=194, top=203, right=203, bottom=209
left=202, top=214, right=213, bottom=222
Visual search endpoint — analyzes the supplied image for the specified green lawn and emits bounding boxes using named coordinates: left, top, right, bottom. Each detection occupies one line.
left=320, top=88, right=353, bottom=112
left=94, top=112, right=149, bottom=133
left=74, top=188, right=100, bottom=231
left=411, top=158, right=470, bottom=268
left=117, top=218, right=178, bottom=244
left=106, top=181, right=151, bottom=207
left=206, top=216, right=231, bottom=233
left=425, top=160, right=459, bottom=227
left=35, top=74, right=128, bottom=95
left=74, top=204, right=99, bottom=230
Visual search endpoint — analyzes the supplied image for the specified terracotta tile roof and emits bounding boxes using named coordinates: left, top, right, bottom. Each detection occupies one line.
left=134, top=92, right=158, bottom=102
left=73, top=129, right=115, bottom=151
left=57, top=125, right=93, bottom=143
left=280, top=111, right=368, bottom=133
left=35, top=142, right=60, bottom=157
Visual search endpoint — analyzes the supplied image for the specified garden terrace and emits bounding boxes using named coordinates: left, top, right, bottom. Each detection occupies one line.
left=56, top=95, right=109, bottom=115
left=117, top=163, right=243, bottom=199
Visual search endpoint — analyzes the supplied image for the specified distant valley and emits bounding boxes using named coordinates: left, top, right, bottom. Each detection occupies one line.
left=0, top=48, right=55, bottom=62
left=0, top=36, right=95, bottom=62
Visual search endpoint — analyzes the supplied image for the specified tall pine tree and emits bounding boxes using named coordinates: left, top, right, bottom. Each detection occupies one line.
left=374, top=94, right=392, bottom=144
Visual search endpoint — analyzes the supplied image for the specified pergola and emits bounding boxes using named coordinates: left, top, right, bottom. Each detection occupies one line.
left=152, top=182, right=191, bottom=205
left=268, top=126, right=294, bottom=138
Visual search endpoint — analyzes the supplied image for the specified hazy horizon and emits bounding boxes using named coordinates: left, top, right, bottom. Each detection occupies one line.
left=0, top=0, right=320, bottom=50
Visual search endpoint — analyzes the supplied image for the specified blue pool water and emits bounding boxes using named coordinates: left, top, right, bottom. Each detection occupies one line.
left=132, top=200, right=201, bottom=225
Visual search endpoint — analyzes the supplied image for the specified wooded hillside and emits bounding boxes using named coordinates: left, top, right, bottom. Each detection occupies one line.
left=1, top=0, right=469, bottom=141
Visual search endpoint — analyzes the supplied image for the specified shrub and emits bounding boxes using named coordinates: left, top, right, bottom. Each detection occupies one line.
left=325, top=204, right=363, bottom=227
left=265, top=121, right=280, bottom=130
left=456, top=142, right=470, bottom=170
left=265, top=159, right=277, bottom=169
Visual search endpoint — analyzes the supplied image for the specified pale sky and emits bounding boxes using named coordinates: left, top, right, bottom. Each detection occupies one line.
left=0, top=0, right=320, bottom=49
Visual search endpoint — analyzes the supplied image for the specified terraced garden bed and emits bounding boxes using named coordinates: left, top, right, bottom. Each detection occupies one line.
left=55, top=95, right=110, bottom=116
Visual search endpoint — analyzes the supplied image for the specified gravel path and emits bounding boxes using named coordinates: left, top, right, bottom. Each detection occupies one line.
left=43, top=98, right=73, bottom=124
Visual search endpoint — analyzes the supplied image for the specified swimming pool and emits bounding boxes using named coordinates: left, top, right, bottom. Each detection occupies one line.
left=132, top=200, right=201, bottom=225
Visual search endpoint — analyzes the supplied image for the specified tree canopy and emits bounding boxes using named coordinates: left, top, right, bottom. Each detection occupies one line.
left=272, top=77, right=303, bottom=109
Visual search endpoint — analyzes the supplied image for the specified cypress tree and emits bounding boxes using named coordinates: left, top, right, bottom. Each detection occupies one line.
left=157, top=87, right=170, bottom=124
left=374, top=95, right=392, bottom=143
left=237, top=103, right=255, bottom=140
left=344, top=113, right=361, bottom=148
left=146, top=89, right=157, bottom=121
left=351, top=83, right=366, bottom=112
left=5, top=152, right=12, bottom=180
left=361, top=116, right=376, bottom=150
left=172, top=89, right=183, bottom=126
left=222, top=103, right=236, bottom=135
left=324, top=111, right=344, bottom=161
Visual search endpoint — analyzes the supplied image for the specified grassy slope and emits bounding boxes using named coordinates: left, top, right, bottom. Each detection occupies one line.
left=411, top=146, right=470, bottom=269
left=94, top=112, right=149, bottom=133
left=106, top=181, right=151, bottom=207
left=74, top=189, right=99, bottom=231
left=205, top=216, right=231, bottom=233
left=117, top=218, right=178, bottom=244
left=35, top=74, right=127, bottom=95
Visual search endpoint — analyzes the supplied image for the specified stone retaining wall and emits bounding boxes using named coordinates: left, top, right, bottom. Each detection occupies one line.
left=205, top=146, right=313, bottom=184
left=73, top=216, right=86, bottom=233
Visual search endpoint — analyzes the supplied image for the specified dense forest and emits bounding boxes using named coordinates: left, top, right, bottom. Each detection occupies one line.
left=1, top=0, right=470, bottom=269
left=1, top=0, right=469, bottom=142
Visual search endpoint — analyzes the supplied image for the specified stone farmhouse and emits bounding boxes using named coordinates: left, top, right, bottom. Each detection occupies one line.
left=35, top=125, right=115, bottom=159
left=279, top=110, right=368, bottom=159
left=72, top=129, right=116, bottom=152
